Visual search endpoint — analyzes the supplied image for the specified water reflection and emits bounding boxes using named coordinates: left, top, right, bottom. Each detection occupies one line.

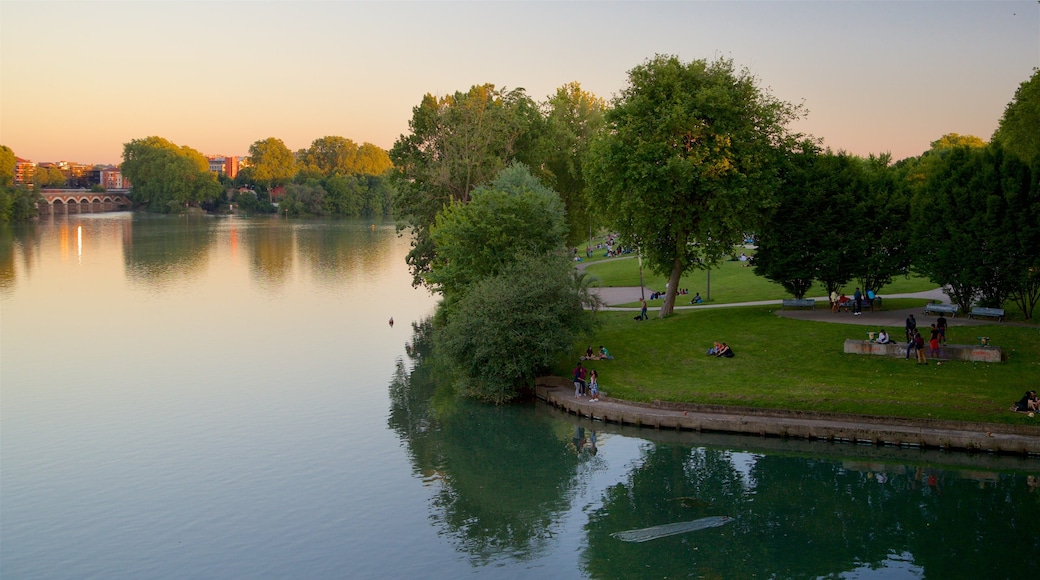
left=393, top=320, right=1040, bottom=577
left=123, top=216, right=216, bottom=287
left=389, top=318, right=583, bottom=564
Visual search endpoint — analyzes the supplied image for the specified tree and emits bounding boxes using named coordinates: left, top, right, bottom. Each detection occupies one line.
left=846, top=153, right=911, bottom=294
left=540, top=82, right=607, bottom=246
left=586, top=55, right=802, bottom=316
left=0, top=145, right=14, bottom=187
left=426, top=163, right=568, bottom=298
left=434, top=254, right=597, bottom=403
left=755, top=145, right=859, bottom=298
left=247, top=137, right=296, bottom=191
left=992, top=68, right=1040, bottom=165
left=122, top=136, right=223, bottom=211
left=280, top=181, right=328, bottom=217
left=302, top=135, right=358, bottom=177
left=354, top=143, right=393, bottom=175
left=390, top=84, right=543, bottom=287
left=34, top=166, right=68, bottom=188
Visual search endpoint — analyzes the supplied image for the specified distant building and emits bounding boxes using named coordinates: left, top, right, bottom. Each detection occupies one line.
left=206, top=156, right=240, bottom=179
left=97, top=166, right=130, bottom=189
left=14, top=157, right=36, bottom=187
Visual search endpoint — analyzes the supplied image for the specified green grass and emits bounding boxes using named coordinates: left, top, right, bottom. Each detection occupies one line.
left=556, top=307, right=1040, bottom=426
left=584, top=256, right=939, bottom=305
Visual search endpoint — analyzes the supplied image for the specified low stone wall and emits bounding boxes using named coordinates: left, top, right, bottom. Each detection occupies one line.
left=843, top=339, right=1002, bottom=363
left=534, top=379, right=1040, bottom=455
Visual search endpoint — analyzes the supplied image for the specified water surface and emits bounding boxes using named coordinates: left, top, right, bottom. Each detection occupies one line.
left=2, top=214, right=1037, bottom=579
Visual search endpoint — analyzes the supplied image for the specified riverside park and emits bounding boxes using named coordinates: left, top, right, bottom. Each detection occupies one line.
left=547, top=249, right=1040, bottom=445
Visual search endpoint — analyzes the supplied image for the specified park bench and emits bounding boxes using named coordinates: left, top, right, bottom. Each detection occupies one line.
left=781, top=298, right=815, bottom=310
left=969, top=306, right=1005, bottom=321
left=924, top=303, right=959, bottom=317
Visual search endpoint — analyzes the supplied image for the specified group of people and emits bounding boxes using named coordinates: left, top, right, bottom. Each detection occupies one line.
left=706, top=342, right=734, bottom=358
left=582, top=345, right=614, bottom=361
left=902, top=313, right=948, bottom=364
left=571, top=362, right=600, bottom=401
left=829, top=288, right=879, bottom=315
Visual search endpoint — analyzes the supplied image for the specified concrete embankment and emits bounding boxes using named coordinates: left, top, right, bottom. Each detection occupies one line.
left=535, top=377, right=1040, bottom=456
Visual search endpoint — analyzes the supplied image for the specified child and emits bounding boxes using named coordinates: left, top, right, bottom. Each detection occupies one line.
left=589, top=370, right=599, bottom=402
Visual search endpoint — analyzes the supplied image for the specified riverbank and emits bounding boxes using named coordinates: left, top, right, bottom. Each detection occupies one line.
left=534, top=377, right=1040, bottom=456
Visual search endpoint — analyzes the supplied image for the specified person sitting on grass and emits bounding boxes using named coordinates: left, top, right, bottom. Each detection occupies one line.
left=690, top=292, right=703, bottom=304
left=707, top=341, right=722, bottom=355
left=583, top=345, right=595, bottom=360
left=598, top=346, right=614, bottom=360
left=715, top=343, right=734, bottom=358
left=1013, top=390, right=1039, bottom=413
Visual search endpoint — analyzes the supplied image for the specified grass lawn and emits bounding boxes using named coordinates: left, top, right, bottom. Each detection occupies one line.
left=584, top=256, right=938, bottom=305
left=555, top=307, right=1040, bottom=427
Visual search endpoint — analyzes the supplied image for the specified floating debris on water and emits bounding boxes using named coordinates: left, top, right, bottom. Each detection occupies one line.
left=611, top=515, right=733, bottom=542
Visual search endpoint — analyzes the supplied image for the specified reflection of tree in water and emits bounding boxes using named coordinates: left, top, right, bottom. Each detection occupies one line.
left=0, top=223, right=31, bottom=293
left=293, top=220, right=395, bottom=283
left=245, top=222, right=293, bottom=288
left=584, top=444, right=1040, bottom=578
left=124, top=217, right=215, bottom=285
left=388, top=317, right=583, bottom=564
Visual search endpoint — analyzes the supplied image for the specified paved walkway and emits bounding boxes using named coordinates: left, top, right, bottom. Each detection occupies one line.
left=590, top=286, right=1001, bottom=330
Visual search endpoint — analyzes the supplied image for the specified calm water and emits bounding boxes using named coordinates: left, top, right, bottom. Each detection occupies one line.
left=2, top=214, right=1038, bottom=579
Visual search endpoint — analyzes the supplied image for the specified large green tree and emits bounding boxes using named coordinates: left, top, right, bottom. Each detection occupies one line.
left=992, top=68, right=1040, bottom=165
left=121, top=136, right=223, bottom=211
left=755, top=145, right=860, bottom=298
left=908, top=144, right=1036, bottom=313
left=426, top=163, right=568, bottom=298
left=586, top=55, right=801, bottom=316
left=540, top=82, right=607, bottom=246
left=247, top=137, right=296, bottom=191
left=390, top=84, right=543, bottom=287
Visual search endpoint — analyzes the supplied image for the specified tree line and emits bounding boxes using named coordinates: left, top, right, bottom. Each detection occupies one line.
left=118, top=135, right=394, bottom=217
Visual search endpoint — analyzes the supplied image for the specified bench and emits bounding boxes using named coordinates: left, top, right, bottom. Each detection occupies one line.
left=969, top=307, right=1005, bottom=321
left=782, top=298, right=815, bottom=310
left=924, top=303, right=959, bottom=317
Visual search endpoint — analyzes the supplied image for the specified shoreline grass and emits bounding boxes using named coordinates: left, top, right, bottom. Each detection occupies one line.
left=556, top=307, right=1040, bottom=427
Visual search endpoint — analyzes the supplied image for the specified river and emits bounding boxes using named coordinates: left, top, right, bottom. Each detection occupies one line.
left=2, top=213, right=1037, bottom=579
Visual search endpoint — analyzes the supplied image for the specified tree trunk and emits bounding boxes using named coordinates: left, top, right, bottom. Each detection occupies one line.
left=658, top=254, right=684, bottom=318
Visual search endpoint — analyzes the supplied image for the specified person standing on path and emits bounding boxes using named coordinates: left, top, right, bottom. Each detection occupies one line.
left=573, top=362, right=587, bottom=397
left=937, top=314, right=948, bottom=345
left=830, top=290, right=839, bottom=313
left=853, top=288, right=863, bottom=315
left=640, top=298, right=648, bottom=320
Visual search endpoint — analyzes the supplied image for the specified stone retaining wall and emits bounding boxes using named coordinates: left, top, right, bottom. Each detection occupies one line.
left=534, top=377, right=1039, bottom=455
left=842, top=339, right=1002, bottom=362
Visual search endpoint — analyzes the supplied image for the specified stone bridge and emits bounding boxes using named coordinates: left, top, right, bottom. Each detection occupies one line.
left=38, top=189, right=131, bottom=215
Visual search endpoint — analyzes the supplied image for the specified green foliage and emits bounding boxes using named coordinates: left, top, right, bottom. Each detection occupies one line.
left=247, top=137, right=296, bottom=189
left=992, top=68, right=1040, bottom=165
left=34, top=166, right=68, bottom=188
left=585, top=54, right=802, bottom=316
left=0, top=185, right=41, bottom=222
left=390, top=84, right=543, bottom=287
left=0, top=145, right=15, bottom=187
left=436, top=255, right=597, bottom=403
left=427, top=163, right=567, bottom=297
left=280, top=181, right=328, bottom=217
left=910, top=143, right=1039, bottom=317
left=121, top=136, right=223, bottom=211
left=540, top=82, right=607, bottom=246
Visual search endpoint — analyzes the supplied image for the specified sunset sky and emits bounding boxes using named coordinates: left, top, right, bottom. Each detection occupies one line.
left=2, top=1, right=1037, bottom=165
